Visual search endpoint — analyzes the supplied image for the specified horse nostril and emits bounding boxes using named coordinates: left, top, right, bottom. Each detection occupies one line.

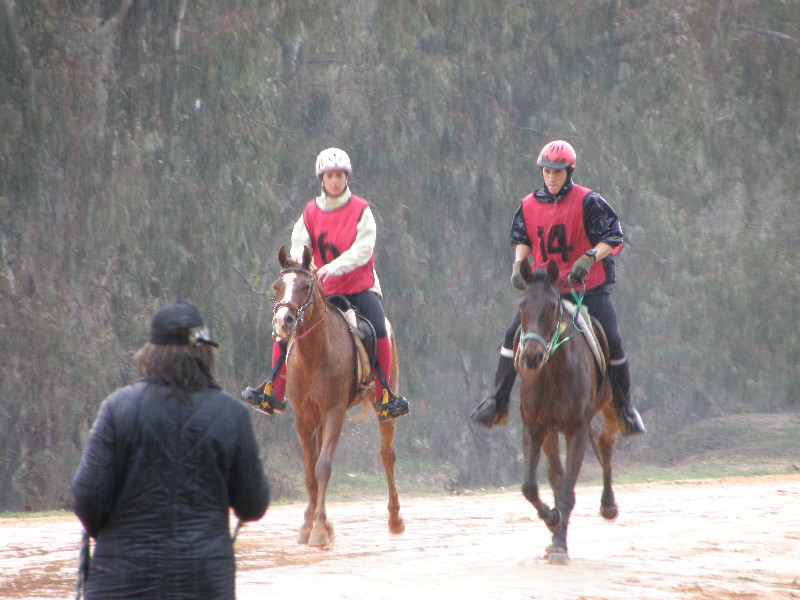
left=285, top=315, right=295, bottom=327
left=525, top=352, right=544, bottom=370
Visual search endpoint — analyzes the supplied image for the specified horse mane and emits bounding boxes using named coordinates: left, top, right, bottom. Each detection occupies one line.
left=529, top=268, right=550, bottom=284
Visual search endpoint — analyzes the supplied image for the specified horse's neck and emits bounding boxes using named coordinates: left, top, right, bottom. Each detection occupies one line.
left=288, top=295, right=350, bottom=369
left=296, top=291, right=326, bottom=333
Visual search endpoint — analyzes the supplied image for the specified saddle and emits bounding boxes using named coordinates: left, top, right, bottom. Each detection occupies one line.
left=327, top=295, right=377, bottom=402
left=561, top=299, right=606, bottom=374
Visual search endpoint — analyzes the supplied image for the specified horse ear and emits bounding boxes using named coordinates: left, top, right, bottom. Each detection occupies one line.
left=547, top=260, right=559, bottom=283
left=278, top=245, right=288, bottom=267
left=301, top=245, right=313, bottom=270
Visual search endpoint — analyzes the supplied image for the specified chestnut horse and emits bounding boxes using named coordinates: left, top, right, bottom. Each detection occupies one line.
left=271, top=245, right=404, bottom=547
left=515, top=259, right=620, bottom=564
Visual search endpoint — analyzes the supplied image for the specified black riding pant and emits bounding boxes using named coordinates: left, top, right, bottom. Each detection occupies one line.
left=503, top=290, right=625, bottom=362
left=343, top=290, right=388, bottom=338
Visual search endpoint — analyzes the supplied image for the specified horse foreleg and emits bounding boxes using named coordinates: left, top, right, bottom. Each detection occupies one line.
left=542, top=432, right=563, bottom=500
left=598, top=404, right=619, bottom=520
left=522, top=425, right=559, bottom=530
left=307, top=408, right=347, bottom=547
left=296, top=421, right=320, bottom=544
left=378, top=419, right=405, bottom=535
left=547, top=429, right=589, bottom=564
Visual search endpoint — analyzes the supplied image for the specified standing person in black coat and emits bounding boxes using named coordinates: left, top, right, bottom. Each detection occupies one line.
left=71, top=300, right=270, bottom=600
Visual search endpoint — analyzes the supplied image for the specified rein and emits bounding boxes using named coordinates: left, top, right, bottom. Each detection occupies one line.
left=519, top=274, right=587, bottom=361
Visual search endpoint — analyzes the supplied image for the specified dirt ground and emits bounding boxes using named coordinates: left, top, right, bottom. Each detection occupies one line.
left=2, top=473, right=799, bottom=600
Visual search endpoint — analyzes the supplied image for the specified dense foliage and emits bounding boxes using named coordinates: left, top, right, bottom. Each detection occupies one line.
left=1, top=0, right=797, bottom=510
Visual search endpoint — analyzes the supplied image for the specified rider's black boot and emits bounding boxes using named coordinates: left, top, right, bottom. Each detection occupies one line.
left=608, top=361, right=646, bottom=436
left=375, top=389, right=410, bottom=421
left=242, top=381, right=287, bottom=415
left=470, top=354, right=516, bottom=428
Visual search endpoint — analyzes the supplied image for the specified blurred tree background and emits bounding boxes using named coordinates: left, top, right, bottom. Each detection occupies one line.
left=1, top=0, right=798, bottom=510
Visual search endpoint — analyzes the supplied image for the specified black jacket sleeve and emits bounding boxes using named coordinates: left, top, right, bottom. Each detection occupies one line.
left=228, top=404, right=270, bottom=522
left=71, top=394, right=121, bottom=537
left=583, top=192, right=624, bottom=247
left=509, top=205, right=531, bottom=246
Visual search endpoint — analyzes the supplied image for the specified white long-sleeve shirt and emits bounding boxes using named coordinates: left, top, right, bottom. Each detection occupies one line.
left=290, top=188, right=382, bottom=296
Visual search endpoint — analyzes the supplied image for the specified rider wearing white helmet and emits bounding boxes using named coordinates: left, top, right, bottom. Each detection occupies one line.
left=315, top=147, right=352, bottom=178
left=248, top=148, right=409, bottom=422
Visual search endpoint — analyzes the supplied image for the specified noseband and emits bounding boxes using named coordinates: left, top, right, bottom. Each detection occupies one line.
left=273, top=267, right=316, bottom=328
left=273, top=267, right=327, bottom=340
left=519, top=275, right=586, bottom=363
left=520, top=296, right=566, bottom=360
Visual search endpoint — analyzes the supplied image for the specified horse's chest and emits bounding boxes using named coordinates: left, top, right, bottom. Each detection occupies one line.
left=523, top=384, right=588, bottom=428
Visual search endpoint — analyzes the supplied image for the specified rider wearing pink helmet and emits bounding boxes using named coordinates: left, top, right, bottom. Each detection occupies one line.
left=471, top=140, right=645, bottom=436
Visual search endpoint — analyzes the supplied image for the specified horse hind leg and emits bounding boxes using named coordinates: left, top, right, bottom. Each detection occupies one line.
left=377, top=419, right=405, bottom=534
left=597, top=404, right=619, bottom=520
left=379, top=333, right=404, bottom=535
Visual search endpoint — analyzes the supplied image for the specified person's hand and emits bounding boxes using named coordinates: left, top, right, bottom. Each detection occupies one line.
left=511, top=260, right=526, bottom=290
left=570, top=255, right=595, bottom=281
left=316, top=265, right=330, bottom=283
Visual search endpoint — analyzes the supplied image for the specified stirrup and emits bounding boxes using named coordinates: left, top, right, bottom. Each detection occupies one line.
left=242, top=382, right=286, bottom=415
left=375, top=389, right=409, bottom=421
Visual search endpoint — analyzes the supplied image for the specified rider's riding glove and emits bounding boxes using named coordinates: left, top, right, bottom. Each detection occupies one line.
left=511, top=260, right=526, bottom=290
left=570, top=255, right=595, bottom=281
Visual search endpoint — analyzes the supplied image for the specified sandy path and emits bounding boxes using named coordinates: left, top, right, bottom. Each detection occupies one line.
left=2, top=473, right=799, bottom=599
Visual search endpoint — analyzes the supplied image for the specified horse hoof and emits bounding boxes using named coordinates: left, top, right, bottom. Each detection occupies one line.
left=547, top=549, right=570, bottom=565
left=308, top=532, right=330, bottom=547
left=308, top=522, right=334, bottom=547
left=297, top=529, right=311, bottom=545
left=600, top=504, right=619, bottom=520
left=389, top=515, right=405, bottom=535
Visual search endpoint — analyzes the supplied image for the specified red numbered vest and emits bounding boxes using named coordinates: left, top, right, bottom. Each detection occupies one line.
left=520, top=184, right=608, bottom=291
left=302, top=195, right=376, bottom=296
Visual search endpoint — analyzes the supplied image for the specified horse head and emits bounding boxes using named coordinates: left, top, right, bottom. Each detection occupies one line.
left=517, top=260, right=562, bottom=373
left=273, top=245, right=318, bottom=340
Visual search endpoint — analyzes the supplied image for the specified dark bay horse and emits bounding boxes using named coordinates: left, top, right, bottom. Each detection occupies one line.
left=515, top=259, right=620, bottom=564
left=271, top=245, right=404, bottom=547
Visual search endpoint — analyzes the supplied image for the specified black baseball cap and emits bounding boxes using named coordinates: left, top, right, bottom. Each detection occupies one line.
left=149, top=300, right=219, bottom=347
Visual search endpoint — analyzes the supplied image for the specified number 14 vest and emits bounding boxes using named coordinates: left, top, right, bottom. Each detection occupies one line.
left=520, top=184, right=607, bottom=292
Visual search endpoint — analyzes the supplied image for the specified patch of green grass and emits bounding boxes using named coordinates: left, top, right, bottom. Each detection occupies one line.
left=0, top=509, right=72, bottom=519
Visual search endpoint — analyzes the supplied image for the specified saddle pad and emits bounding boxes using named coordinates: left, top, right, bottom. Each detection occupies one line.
left=561, top=300, right=605, bottom=373
left=334, top=307, right=373, bottom=387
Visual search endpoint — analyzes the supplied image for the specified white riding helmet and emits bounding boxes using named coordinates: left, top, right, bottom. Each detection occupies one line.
left=315, top=147, right=352, bottom=178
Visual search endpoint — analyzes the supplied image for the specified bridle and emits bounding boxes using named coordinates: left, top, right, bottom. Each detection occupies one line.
left=519, top=274, right=586, bottom=363
left=273, top=267, right=327, bottom=340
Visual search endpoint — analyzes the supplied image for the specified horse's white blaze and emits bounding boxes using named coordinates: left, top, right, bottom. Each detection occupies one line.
left=273, top=272, right=299, bottom=338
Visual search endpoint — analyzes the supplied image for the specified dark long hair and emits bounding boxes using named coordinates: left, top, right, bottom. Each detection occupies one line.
left=134, top=343, right=217, bottom=403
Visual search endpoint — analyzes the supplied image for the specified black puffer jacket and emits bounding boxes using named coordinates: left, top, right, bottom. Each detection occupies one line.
left=71, top=382, right=269, bottom=600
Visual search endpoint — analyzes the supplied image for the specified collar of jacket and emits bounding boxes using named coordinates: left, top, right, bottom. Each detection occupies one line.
left=535, top=177, right=574, bottom=204
left=316, top=188, right=352, bottom=212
